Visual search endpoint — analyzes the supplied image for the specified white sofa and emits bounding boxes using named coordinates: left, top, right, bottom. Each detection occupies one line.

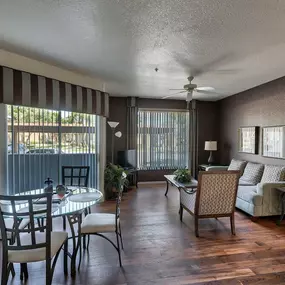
left=208, top=159, right=285, bottom=217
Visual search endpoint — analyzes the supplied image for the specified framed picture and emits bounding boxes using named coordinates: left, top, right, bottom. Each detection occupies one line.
left=262, top=125, right=285, bottom=159
left=238, top=126, right=259, bottom=154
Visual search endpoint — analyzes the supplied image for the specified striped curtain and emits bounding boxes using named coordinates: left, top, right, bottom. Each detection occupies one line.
left=137, top=109, right=189, bottom=170
left=126, top=97, right=138, bottom=150
left=188, top=100, right=198, bottom=178
left=0, top=66, right=109, bottom=117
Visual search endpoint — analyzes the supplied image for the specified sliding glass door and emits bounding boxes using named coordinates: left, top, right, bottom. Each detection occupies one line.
left=7, top=105, right=100, bottom=194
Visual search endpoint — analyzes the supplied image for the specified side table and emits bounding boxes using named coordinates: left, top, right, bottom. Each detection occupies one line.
left=275, top=187, right=285, bottom=225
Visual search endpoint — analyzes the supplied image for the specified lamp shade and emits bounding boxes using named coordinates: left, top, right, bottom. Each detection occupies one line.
left=107, top=121, right=119, bottom=128
left=205, top=141, right=217, bottom=151
left=115, top=131, right=122, bottom=138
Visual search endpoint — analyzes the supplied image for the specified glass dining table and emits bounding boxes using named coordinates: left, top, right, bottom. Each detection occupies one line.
left=1, top=187, right=103, bottom=277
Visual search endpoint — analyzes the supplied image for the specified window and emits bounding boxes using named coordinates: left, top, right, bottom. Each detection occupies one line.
left=137, top=109, right=189, bottom=170
left=7, top=105, right=100, bottom=194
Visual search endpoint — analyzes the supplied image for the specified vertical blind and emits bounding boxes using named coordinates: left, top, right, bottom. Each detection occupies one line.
left=137, top=109, right=189, bottom=170
left=7, top=105, right=100, bottom=195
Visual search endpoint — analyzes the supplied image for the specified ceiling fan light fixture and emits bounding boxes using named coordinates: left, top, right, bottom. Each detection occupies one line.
left=186, top=91, right=193, bottom=102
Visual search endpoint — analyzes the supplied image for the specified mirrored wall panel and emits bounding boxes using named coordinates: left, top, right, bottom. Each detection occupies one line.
left=238, top=126, right=259, bottom=154
left=263, top=126, right=285, bottom=159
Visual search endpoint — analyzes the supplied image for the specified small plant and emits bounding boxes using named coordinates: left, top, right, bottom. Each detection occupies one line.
left=104, top=163, right=128, bottom=199
left=173, top=168, right=192, bottom=183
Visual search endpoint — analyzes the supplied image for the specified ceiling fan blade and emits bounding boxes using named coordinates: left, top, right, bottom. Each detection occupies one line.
left=195, top=89, right=223, bottom=96
left=169, top=89, right=185, bottom=91
left=196, top=87, right=215, bottom=91
left=162, top=91, right=187, bottom=99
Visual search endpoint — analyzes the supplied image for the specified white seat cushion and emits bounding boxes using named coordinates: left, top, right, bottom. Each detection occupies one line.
left=81, top=213, right=117, bottom=234
left=8, top=231, right=68, bottom=263
left=0, top=218, right=30, bottom=240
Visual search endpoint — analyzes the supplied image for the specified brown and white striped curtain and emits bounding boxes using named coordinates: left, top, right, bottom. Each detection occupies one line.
left=189, top=100, right=199, bottom=178
left=126, top=97, right=138, bottom=150
left=0, top=66, right=109, bottom=117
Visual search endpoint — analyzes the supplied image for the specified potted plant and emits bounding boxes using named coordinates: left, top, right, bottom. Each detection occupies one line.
left=173, top=168, right=192, bottom=183
left=104, top=163, right=128, bottom=200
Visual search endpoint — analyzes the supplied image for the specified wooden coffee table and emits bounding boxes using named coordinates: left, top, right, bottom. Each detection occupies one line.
left=164, top=175, right=198, bottom=196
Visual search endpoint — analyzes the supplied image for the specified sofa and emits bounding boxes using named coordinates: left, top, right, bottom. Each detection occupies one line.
left=208, top=159, right=285, bottom=217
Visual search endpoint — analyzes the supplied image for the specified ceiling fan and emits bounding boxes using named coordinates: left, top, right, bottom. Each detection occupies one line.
left=163, top=76, right=216, bottom=102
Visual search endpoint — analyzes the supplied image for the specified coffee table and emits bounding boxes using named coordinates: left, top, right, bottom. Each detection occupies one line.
left=164, top=175, right=198, bottom=196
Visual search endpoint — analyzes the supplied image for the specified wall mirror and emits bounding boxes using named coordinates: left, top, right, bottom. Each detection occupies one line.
left=263, top=126, right=285, bottom=159
left=238, top=126, right=259, bottom=154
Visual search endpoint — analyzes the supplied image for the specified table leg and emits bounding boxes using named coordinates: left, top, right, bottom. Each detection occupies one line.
left=165, top=180, right=169, bottom=196
left=278, top=192, right=285, bottom=225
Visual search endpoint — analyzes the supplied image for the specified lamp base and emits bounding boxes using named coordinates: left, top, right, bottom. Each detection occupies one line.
left=208, top=151, right=215, bottom=165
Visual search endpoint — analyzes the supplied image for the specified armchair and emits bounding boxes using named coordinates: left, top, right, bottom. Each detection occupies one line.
left=180, top=171, right=240, bottom=237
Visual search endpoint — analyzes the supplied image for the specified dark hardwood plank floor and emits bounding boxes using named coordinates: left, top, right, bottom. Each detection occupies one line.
left=2, top=184, right=285, bottom=284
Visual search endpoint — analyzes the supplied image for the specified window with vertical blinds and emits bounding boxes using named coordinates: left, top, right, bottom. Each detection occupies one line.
left=137, top=109, right=189, bottom=170
left=7, top=105, right=100, bottom=195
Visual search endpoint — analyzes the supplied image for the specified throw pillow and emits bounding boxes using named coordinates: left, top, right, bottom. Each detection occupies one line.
left=228, top=159, right=247, bottom=175
left=240, top=162, right=264, bottom=185
left=260, top=165, right=285, bottom=183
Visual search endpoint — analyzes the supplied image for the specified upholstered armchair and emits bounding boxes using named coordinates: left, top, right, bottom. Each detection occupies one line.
left=180, top=171, right=240, bottom=237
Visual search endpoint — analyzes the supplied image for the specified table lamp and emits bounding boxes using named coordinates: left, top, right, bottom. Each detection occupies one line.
left=205, top=141, right=217, bottom=165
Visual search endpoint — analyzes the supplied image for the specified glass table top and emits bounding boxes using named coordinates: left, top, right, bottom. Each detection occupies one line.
left=1, top=187, right=103, bottom=218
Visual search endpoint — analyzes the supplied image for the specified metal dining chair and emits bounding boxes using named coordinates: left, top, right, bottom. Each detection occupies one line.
left=61, top=165, right=91, bottom=248
left=62, top=166, right=90, bottom=188
left=78, top=187, right=124, bottom=268
left=0, top=192, right=68, bottom=285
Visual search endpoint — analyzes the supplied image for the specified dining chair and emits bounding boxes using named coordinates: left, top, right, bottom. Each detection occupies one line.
left=61, top=165, right=91, bottom=248
left=79, top=187, right=124, bottom=267
left=0, top=218, right=30, bottom=243
left=0, top=192, right=68, bottom=285
left=62, top=166, right=90, bottom=188
left=180, top=171, right=240, bottom=237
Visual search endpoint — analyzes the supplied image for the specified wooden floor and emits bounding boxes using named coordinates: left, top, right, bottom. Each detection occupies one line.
left=2, top=184, right=285, bottom=284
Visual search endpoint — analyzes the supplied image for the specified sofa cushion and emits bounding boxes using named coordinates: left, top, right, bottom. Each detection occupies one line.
left=260, top=165, right=285, bottom=183
left=239, top=178, right=255, bottom=186
left=228, top=159, right=247, bottom=175
left=240, top=162, right=264, bottom=185
left=237, top=186, right=263, bottom=206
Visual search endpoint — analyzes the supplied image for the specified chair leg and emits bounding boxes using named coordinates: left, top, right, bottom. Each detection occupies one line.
left=118, top=222, right=124, bottom=250
left=1, top=257, right=8, bottom=285
left=78, top=236, right=82, bottom=271
left=46, top=259, right=52, bottom=285
left=9, top=263, right=15, bottom=278
left=20, top=263, right=28, bottom=281
left=64, top=239, right=68, bottom=275
left=230, top=214, right=236, bottom=235
left=116, top=231, right=122, bottom=267
left=180, top=205, right=183, bottom=222
left=195, top=216, right=199, bottom=237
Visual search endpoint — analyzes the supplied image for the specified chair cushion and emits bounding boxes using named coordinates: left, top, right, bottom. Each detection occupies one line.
left=0, top=218, right=30, bottom=240
left=228, top=159, right=247, bottom=175
left=8, top=231, right=68, bottom=263
left=81, top=213, right=117, bottom=234
left=260, top=165, right=285, bottom=183
left=237, top=186, right=263, bottom=206
left=240, top=162, right=264, bottom=185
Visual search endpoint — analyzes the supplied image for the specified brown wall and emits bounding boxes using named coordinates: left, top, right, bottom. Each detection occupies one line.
left=219, top=76, right=285, bottom=166
left=107, top=97, right=220, bottom=181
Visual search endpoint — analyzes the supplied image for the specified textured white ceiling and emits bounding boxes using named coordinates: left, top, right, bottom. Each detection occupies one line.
left=1, top=0, right=285, bottom=101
